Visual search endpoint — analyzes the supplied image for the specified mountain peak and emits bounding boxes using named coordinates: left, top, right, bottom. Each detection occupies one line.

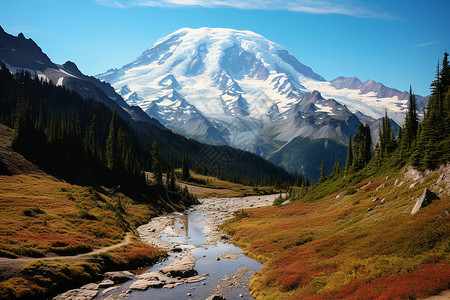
left=62, top=61, right=82, bottom=75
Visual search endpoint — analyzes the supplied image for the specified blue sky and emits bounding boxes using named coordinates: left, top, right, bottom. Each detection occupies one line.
left=1, top=0, right=448, bottom=95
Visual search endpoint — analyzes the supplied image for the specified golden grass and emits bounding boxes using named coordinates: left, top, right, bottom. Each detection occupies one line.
left=176, top=171, right=281, bottom=198
left=222, top=169, right=450, bottom=299
left=0, top=173, right=153, bottom=257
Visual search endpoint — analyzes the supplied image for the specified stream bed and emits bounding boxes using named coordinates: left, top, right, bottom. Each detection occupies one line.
left=92, top=194, right=279, bottom=300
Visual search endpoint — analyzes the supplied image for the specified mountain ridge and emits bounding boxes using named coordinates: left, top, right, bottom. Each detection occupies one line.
left=0, top=27, right=293, bottom=184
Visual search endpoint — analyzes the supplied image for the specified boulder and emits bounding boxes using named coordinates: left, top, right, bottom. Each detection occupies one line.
left=98, top=279, right=114, bottom=288
left=80, top=283, right=99, bottom=290
left=129, top=279, right=165, bottom=290
left=159, top=255, right=197, bottom=278
left=411, top=188, right=440, bottom=214
left=371, top=197, right=379, bottom=203
left=104, top=271, right=134, bottom=283
left=137, top=271, right=160, bottom=281
left=53, top=288, right=98, bottom=300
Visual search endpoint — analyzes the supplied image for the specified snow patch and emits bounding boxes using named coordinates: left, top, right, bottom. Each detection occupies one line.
left=56, top=77, right=64, bottom=86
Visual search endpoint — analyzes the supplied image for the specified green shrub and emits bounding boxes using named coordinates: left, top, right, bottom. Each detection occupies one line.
left=345, top=188, right=357, bottom=195
left=0, top=249, right=18, bottom=259
left=233, top=209, right=250, bottom=220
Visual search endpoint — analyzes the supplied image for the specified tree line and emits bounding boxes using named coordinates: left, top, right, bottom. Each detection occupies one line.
left=318, top=51, right=449, bottom=183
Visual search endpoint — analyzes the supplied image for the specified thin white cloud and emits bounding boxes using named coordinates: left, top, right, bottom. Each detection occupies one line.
left=411, top=41, right=439, bottom=49
left=96, top=0, right=392, bottom=18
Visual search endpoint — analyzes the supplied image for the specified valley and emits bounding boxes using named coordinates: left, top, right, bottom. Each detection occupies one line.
left=0, top=3, right=449, bottom=299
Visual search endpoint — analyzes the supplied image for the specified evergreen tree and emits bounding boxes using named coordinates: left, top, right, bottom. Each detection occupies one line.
left=151, top=141, right=163, bottom=186
left=402, top=86, right=419, bottom=150
left=86, top=115, right=100, bottom=160
left=352, top=123, right=372, bottom=170
left=413, top=56, right=448, bottom=169
left=11, top=98, right=34, bottom=154
left=319, top=157, right=326, bottom=183
left=379, top=111, right=396, bottom=157
left=332, top=155, right=342, bottom=176
left=170, top=169, right=176, bottom=191
left=182, top=150, right=190, bottom=180
left=106, top=111, right=118, bottom=172
left=344, top=134, right=353, bottom=173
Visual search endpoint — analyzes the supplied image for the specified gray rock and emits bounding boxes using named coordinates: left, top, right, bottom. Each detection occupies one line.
left=186, top=274, right=208, bottom=283
left=367, top=207, right=373, bottom=212
left=412, top=188, right=440, bottom=214
left=159, top=255, right=198, bottom=278
left=380, top=198, right=386, bottom=204
left=104, top=271, right=134, bottom=283
left=102, top=286, right=119, bottom=294
left=137, top=271, right=160, bottom=281
left=80, top=283, right=99, bottom=290
left=376, top=184, right=386, bottom=191
left=98, top=279, right=114, bottom=288
left=372, top=197, right=379, bottom=203
left=410, top=182, right=419, bottom=189
left=359, top=181, right=373, bottom=190
left=130, top=279, right=164, bottom=290
left=53, top=288, right=98, bottom=300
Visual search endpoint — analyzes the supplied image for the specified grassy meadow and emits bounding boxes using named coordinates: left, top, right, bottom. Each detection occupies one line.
left=222, top=167, right=450, bottom=299
left=0, top=173, right=155, bottom=258
left=176, top=170, right=282, bottom=198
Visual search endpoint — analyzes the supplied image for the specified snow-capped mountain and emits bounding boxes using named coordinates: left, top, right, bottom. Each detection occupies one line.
left=98, top=27, right=338, bottom=149
left=98, top=28, right=426, bottom=147
left=97, top=27, right=427, bottom=177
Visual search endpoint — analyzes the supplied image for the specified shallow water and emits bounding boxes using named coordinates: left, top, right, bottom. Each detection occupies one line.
left=96, top=211, right=262, bottom=299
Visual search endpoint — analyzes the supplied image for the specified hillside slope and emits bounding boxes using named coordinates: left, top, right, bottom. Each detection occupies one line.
left=0, top=124, right=168, bottom=298
left=222, top=166, right=449, bottom=299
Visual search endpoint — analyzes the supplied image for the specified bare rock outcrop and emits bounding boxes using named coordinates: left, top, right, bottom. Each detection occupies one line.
left=411, top=188, right=440, bottom=215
